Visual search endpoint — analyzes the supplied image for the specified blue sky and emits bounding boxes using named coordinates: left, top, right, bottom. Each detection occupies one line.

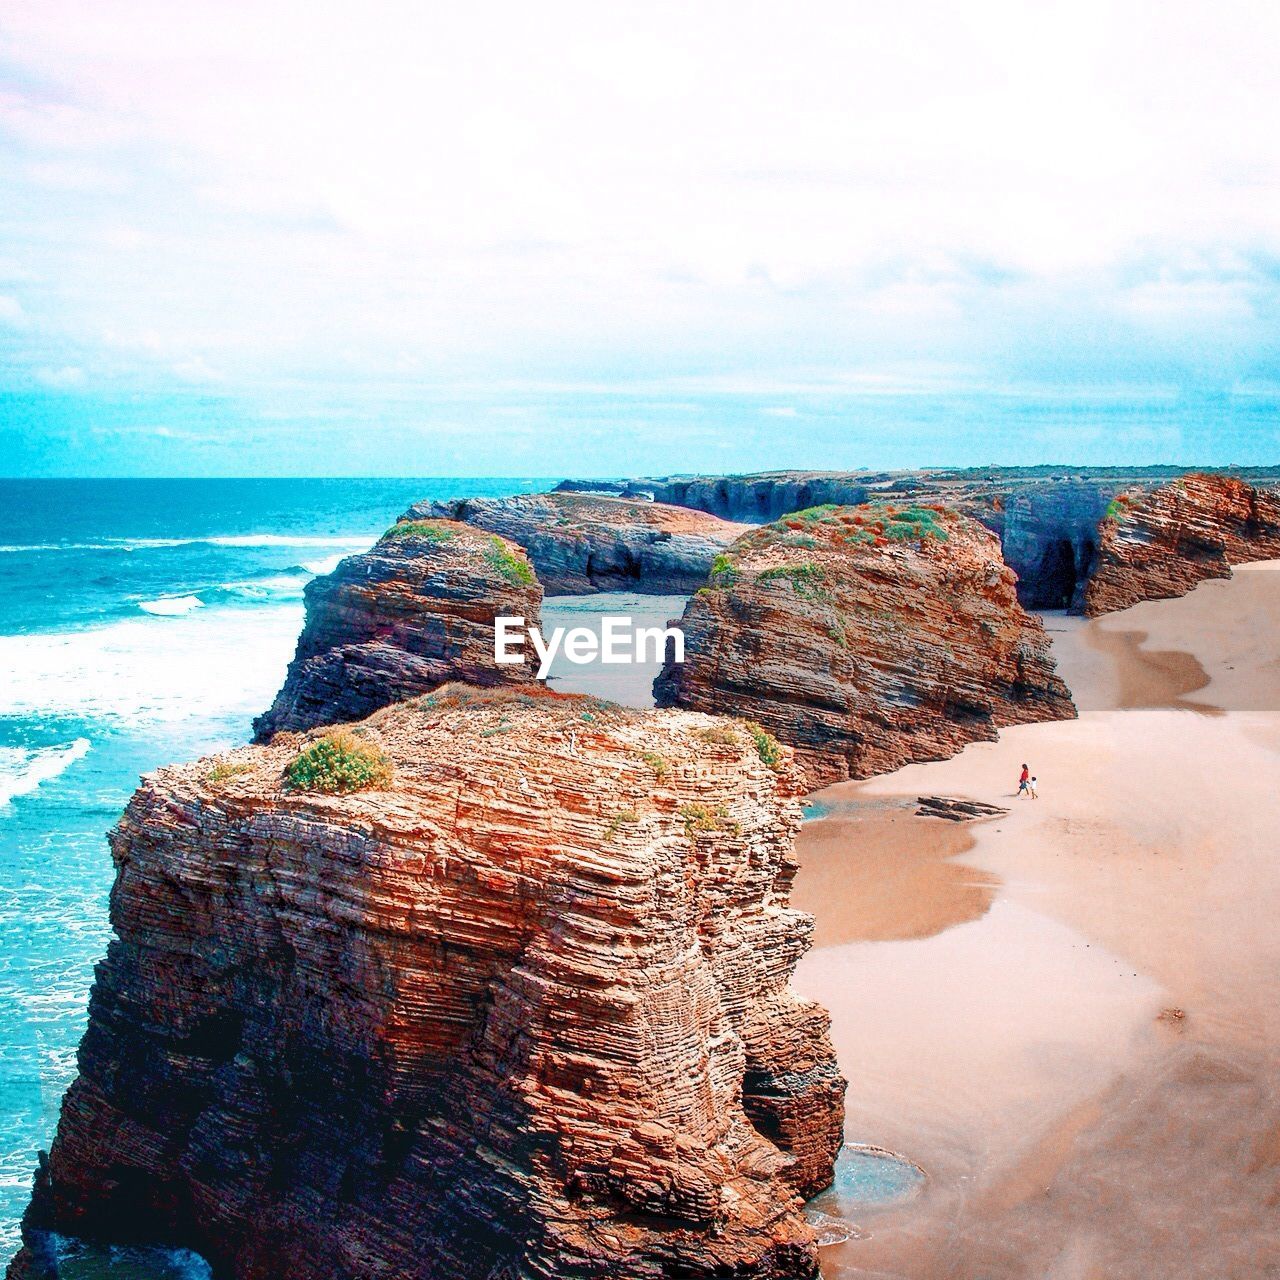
left=1, top=1, right=1277, bottom=476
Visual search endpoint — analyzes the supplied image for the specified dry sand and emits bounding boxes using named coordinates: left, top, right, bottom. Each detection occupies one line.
left=791, top=563, right=1280, bottom=1279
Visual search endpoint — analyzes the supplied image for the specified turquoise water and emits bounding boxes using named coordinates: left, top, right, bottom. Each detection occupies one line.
left=805, top=1144, right=927, bottom=1246
left=0, top=479, right=553, bottom=1264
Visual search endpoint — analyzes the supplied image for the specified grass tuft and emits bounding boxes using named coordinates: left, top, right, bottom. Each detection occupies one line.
left=745, top=722, right=785, bottom=770
left=285, top=730, right=394, bottom=794
left=381, top=519, right=458, bottom=543
left=205, top=760, right=253, bottom=786
left=484, top=537, right=536, bottom=586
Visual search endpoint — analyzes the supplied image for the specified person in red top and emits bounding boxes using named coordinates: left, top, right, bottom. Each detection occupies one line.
left=1017, top=763, right=1030, bottom=798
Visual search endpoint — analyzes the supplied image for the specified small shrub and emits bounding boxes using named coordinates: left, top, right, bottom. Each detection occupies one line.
left=709, top=553, right=738, bottom=588
left=755, top=562, right=828, bottom=600
left=679, top=802, right=730, bottom=839
left=484, top=537, right=536, bottom=586
left=205, top=760, right=252, bottom=786
left=696, top=724, right=739, bottom=746
left=286, top=731, right=394, bottom=794
left=746, top=722, right=784, bottom=770
left=604, top=808, right=640, bottom=841
left=639, top=750, right=669, bottom=778
left=382, top=519, right=457, bottom=543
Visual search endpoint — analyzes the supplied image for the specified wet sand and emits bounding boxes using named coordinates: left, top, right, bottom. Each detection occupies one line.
left=792, top=563, right=1280, bottom=1279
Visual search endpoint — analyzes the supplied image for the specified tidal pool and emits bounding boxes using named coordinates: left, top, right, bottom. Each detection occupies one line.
left=805, top=1144, right=926, bottom=1246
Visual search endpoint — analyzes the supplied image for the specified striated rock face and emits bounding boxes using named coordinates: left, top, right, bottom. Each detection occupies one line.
left=253, top=519, right=541, bottom=740
left=655, top=503, right=1076, bottom=790
left=405, top=492, right=747, bottom=595
left=1081, top=473, right=1280, bottom=617
left=13, top=688, right=844, bottom=1280
left=560, top=467, right=1280, bottom=610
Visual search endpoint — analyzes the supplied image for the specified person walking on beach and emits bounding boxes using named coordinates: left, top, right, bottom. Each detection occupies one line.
left=1028, top=775, right=1039, bottom=799
left=1017, top=763, right=1030, bottom=798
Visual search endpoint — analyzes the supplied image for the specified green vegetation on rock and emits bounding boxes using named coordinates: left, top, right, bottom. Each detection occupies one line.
left=381, top=519, right=457, bottom=543
left=746, top=723, right=785, bottom=769
left=484, top=537, right=536, bottom=585
left=285, top=730, right=394, bottom=794
left=204, top=760, right=253, bottom=786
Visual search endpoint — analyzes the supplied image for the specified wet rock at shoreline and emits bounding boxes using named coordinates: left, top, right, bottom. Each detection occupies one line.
left=1081, top=473, right=1280, bottom=617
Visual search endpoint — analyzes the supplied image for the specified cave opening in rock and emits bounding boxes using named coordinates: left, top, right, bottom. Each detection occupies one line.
left=1036, top=538, right=1080, bottom=609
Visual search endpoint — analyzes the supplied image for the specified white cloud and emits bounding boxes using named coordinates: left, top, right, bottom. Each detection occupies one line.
left=0, top=295, right=30, bottom=329
left=34, top=364, right=85, bottom=388
left=0, top=0, right=1277, bottom=422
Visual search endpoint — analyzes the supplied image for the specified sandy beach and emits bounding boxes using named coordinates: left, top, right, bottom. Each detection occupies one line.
left=791, top=564, right=1280, bottom=1279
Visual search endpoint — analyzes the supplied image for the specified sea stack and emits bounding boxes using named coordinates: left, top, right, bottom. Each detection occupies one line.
left=12, top=687, right=844, bottom=1280
left=655, top=503, right=1076, bottom=790
left=406, top=491, right=747, bottom=594
left=254, top=518, right=541, bottom=740
left=1081, top=473, right=1280, bottom=616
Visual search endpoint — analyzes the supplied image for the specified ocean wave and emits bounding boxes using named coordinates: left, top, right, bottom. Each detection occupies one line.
left=137, top=595, right=204, bottom=617
left=203, top=534, right=375, bottom=550
left=299, top=551, right=350, bottom=576
left=49, top=1235, right=214, bottom=1279
left=0, top=535, right=375, bottom=554
left=0, top=604, right=303, bottom=727
left=0, top=740, right=91, bottom=808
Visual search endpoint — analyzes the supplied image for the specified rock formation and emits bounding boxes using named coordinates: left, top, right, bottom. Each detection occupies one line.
left=559, top=467, right=1280, bottom=610
left=1081, top=473, right=1280, bottom=616
left=254, top=519, right=542, bottom=740
left=405, top=492, right=746, bottom=595
left=655, top=503, right=1076, bottom=790
left=12, top=687, right=844, bottom=1280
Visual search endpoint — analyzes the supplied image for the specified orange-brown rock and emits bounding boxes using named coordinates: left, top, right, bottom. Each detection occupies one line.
left=12, top=687, right=844, bottom=1280
left=1081, top=473, right=1280, bottom=617
left=655, top=503, right=1076, bottom=790
left=408, top=492, right=748, bottom=594
left=254, top=519, right=541, bottom=740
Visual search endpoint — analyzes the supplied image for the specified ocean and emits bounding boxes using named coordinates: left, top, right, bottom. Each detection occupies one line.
left=0, top=478, right=557, bottom=1269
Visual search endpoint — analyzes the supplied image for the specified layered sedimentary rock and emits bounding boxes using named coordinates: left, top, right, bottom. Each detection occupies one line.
left=12, top=687, right=844, bottom=1280
left=559, top=467, right=1280, bottom=609
left=254, top=519, right=541, bottom=740
left=655, top=503, right=1076, bottom=790
left=406, top=492, right=746, bottom=595
left=1081, top=473, right=1280, bottom=617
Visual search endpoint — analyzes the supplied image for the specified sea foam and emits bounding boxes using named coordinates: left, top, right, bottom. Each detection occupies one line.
left=0, top=740, right=91, bottom=808
left=0, top=605, right=303, bottom=728
left=137, top=595, right=204, bottom=617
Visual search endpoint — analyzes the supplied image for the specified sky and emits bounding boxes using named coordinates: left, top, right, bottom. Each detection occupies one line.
left=1, top=0, right=1278, bottom=476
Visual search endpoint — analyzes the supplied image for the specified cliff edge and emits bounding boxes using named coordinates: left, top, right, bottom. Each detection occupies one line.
left=12, top=687, right=844, bottom=1280
left=655, top=503, right=1076, bottom=790
left=1082, top=473, right=1280, bottom=616
left=254, top=518, right=542, bottom=740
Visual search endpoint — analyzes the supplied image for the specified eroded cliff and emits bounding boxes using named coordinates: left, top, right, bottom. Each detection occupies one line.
left=407, top=492, right=747, bottom=594
left=1081, top=473, right=1280, bottom=616
left=13, top=687, right=844, bottom=1280
left=254, top=518, right=542, bottom=740
left=560, top=467, right=1280, bottom=610
left=654, top=503, right=1076, bottom=789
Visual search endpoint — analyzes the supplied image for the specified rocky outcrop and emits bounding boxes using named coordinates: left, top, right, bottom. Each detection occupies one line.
left=1081, top=473, right=1280, bottom=616
left=655, top=503, right=1076, bottom=790
left=405, top=492, right=746, bottom=595
left=253, top=519, right=541, bottom=740
left=12, top=687, right=844, bottom=1280
left=560, top=467, right=1280, bottom=610
left=915, top=796, right=1009, bottom=822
